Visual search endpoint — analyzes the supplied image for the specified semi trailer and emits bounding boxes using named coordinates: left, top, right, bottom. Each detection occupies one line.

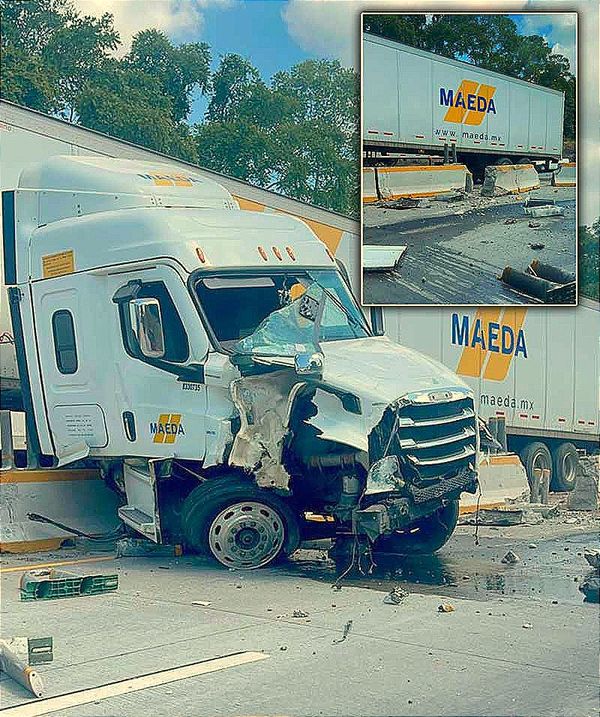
left=385, top=303, right=599, bottom=491
left=362, top=32, right=566, bottom=177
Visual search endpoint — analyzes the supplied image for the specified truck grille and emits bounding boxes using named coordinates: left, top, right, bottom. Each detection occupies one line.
left=369, top=389, right=477, bottom=483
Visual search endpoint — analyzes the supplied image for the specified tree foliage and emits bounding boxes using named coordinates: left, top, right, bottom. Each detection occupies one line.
left=363, top=13, right=576, bottom=142
left=579, top=221, right=600, bottom=301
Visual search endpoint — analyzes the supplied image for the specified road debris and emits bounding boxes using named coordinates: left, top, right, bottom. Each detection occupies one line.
left=529, top=242, right=545, bottom=250
left=20, top=568, right=118, bottom=601
left=567, top=456, right=600, bottom=511
left=0, top=637, right=52, bottom=697
left=116, top=538, right=182, bottom=558
left=584, top=549, right=600, bottom=570
left=438, top=603, right=455, bottom=613
left=525, top=205, right=565, bottom=218
left=522, top=623, right=533, bottom=629
left=191, top=600, right=212, bottom=607
left=501, top=550, right=521, bottom=564
left=383, top=586, right=409, bottom=604
left=292, top=609, right=309, bottom=618
left=333, top=620, right=353, bottom=644
left=579, top=575, right=600, bottom=603
left=528, top=221, right=541, bottom=228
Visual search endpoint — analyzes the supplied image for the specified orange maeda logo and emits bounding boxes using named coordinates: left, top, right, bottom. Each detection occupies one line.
left=452, top=309, right=527, bottom=382
left=440, top=80, right=497, bottom=126
left=150, top=414, right=185, bottom=443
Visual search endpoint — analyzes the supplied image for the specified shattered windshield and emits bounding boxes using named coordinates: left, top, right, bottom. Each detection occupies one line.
left=194, top=269, right=370, bottom=354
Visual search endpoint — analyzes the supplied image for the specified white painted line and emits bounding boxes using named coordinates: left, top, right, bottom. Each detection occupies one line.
left=0, top=651, right=269, bottom=716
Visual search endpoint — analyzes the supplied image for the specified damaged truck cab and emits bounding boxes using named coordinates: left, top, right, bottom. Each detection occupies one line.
left=3, top=156, right=478, bottom=568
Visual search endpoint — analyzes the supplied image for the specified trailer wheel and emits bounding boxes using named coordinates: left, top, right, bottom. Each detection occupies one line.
left=181, top=477, right=300, bottom=569
left=551, top=442, right=579, bottom=492
left=372, top=500, right=459, bottom=556
left=520, top=442, right=552, bottom=489
left=495, top=157, right=513, bottom=166
left=517, top=157, right=532, bottom=165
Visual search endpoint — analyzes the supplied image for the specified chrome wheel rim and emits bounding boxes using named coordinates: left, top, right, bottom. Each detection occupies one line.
left=208, top=501, right=285, bottom=569
left=532, top=449, right=551, bottom=474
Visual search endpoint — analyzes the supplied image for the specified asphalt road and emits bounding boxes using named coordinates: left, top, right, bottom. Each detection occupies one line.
left=362, top=183, right=577, bottom=306
left=1, top=521, right=598, bottom=717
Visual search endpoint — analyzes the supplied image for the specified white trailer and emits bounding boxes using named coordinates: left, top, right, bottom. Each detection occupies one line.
left=384, top=301, right=599, bottom=490
left=362, top=32, right=566, bottom=175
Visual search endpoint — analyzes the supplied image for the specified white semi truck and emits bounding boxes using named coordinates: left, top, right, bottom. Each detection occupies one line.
left=362, top=32, right=566, bottom=177
left=1, top=136, right=480, bottom=568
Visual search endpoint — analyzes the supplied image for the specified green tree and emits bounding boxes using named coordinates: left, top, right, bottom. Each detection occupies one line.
left=126, top=30, right=210, bottom=122
left=76, top=59, right=198, bottom=162
left=579, top=221, right=600, bottom=301
left=0, top=0, right=118, bottom=120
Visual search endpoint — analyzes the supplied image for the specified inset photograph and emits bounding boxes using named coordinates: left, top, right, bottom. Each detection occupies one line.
left=361, top=12, right=577, bottom=306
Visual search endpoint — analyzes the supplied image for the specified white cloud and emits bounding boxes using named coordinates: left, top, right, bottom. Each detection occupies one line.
left=520, top=12, right=577, bottom=73
left=74, top=0, right=230, bottom=52
left=282, top=0, right=526, bottom=67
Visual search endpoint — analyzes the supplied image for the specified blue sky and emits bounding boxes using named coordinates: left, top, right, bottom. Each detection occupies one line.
left=76, top=2, right=578, bottom=124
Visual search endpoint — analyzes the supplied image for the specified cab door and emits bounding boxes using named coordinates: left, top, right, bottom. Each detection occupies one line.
left=32, top=264, right=211, bottom=464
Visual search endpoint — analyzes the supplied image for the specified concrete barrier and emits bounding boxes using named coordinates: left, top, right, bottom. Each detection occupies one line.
left=0, top=469, right=120, bottom=553
left=376, top=164, right=469, bottom=200
left=362, top=168, right=378, bottom=203
left=552, top=162, right=576, bottom=187
left=460, top=453, right=530, bottom=513
left=481, top=163, right=540, bottom=196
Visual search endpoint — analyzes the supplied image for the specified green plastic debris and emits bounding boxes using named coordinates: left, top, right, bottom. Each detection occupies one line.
left=19, top=568, right=118, bottom=601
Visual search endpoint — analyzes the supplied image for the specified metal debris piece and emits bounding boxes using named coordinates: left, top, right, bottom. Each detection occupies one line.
left=292, top=609, right=309, bottom=618
left=579, top=575, right=600, bottom=603
left=383, top=586, right=409, bottom=605
left=116, top=537, right=181, bottom=558
left=363, top=245, right=407, bottom=271
left=525, top=205, right=565, bottom=218
left=529, top=242, right=545, bottom=250
left=501, top=550, right=521, bottom=564
left=438, top=603, right=455, bottom=613
left=584, top=549, right=600, bottom=570
left=333, top=620, right=353, bottom=644
left=0, top=638, right=49, bottom=697
left=522, top=623, right=533, bottom=629
left=191, top=600, right=212, bottom=607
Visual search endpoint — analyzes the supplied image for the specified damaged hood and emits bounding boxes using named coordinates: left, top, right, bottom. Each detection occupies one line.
left=320, top=336, right=470, bottom=406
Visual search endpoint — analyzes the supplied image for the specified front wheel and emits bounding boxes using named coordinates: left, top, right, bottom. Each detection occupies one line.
left=373, top=501, right=459, bottom=556
left=181, top=477, right=300, bottom=569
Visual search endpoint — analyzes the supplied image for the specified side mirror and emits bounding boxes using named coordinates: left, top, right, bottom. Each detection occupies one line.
left=294, top=351, right=324, bottom=377
left=129, top=298, right=165, bottom=358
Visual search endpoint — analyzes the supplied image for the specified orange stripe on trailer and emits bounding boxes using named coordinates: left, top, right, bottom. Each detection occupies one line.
left=234, top=196, right=265, bottom=212
left=456, top=308, right=502, bottom=378
left=483, top=308, right=527, bottom=381
left=0, top=469, right=101, bottom=484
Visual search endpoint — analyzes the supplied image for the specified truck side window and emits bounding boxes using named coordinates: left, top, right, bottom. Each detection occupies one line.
left=52, top=310, right=78, bottom=374
left=120, top=281, right=189, bottom=363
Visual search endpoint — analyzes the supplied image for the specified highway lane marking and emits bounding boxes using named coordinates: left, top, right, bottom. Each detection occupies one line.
left=0, top=651, right=269, bottom=716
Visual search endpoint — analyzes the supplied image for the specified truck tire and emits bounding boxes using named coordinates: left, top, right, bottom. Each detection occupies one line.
left=372, top=500, right=459, bottom=556
left=517, top=157, right=532, bottom=165
left=551, top=442, right=579, bottom=492
left=181, top=477, right=300, bottom=569
left=520, top=442, right=552, bottom=490
left=496, top=157, right=513, bottom=166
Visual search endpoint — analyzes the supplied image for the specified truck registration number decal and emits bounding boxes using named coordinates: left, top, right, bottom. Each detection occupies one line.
left=42, top=250, right=75, bottom=278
